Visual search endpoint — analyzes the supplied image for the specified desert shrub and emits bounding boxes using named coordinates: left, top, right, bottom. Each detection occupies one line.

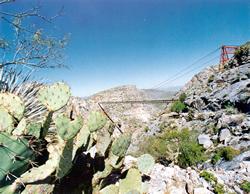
left=225, top=105, right=237, bottom=114
left=144, top=126, right=150, bottom=132
left=212, top=146, right=240, bottom=164
left=159, top=122, right=166, bottom=131
left=240, top=181, right=250, bottom=192
left=213, top=127, right=219, bottom=135
left=170, top=101, right=186, bottom=113
left=207, top=88, right=212, bottom=93
left=208, top=75, right=215, bottom=83
left=214, top=183, right=225, bottom=194
left=200, top=171, right=225, bottom=194
left=179, top=93, right=187, bottom=102
left=234, top=45, right=249, bottom=65
left=138, top=128, right=205, bottom=167
left=200, top=171, right=217, bottom=183
left=211, top=153, right=221, bottom=164
left=178, top=141, right=206, bottom=168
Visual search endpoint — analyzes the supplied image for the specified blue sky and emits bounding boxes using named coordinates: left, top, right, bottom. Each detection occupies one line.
left=1, top=0, right=249, bottom=96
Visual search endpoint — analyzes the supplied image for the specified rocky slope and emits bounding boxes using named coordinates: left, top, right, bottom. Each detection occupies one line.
left=126, top=52, right=249, bottom=193
left=69, top=45, right=250, bottom=194
left=74, top=85, right=176, bottom=135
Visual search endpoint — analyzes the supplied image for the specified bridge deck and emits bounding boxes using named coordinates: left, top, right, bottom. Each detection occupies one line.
left=99, top=99, right=176, bottom=104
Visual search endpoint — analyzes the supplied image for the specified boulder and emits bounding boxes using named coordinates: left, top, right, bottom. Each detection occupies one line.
left=218, top=151, right=250, bottom=171
left=193, top=187, right=213, bottom=194
left=219, top=128, right=231, bottom=142
left=198, top=134, right=213, bottom=149
left=218, top=114, right=245, bottom=128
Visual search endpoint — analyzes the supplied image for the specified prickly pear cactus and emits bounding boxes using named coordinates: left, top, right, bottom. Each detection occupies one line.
left=137, top=154, right=155, bottom=175
left=55, top=139, right=74, bottom=179
left=21, top=184, right=55, bottom=194
left=87, top=111, right=107, bottom=132
left=0, top=73, right=135, bottom=194
left=0, top=132, right=34, bottom=185
left=0, top=107, right=14, bottom=133
left=119, top=168, right=142, bottom=194
left=72, top=126, right=90, bottom=157
left=54, top=113, right=83, bottom=141
left=96, top=129, right=112, bottom=156
left=38, top=82, right=71, bottom=111
left=100, top=184, right=119, bottom=194
left=0, top=93, right=25, bottom=121
left=111, top=133, right=132, bottom=157
left=12, top=118, right=26, bottom=136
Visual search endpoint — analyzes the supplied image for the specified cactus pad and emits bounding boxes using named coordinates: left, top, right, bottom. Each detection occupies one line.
left=87, top=111, right=107, bottom=132
left=100, top=184, right=119, bottom=194
left=12, top=118, right=26, bottom=136
left=12, top=119, right=42, bottom=138
left=0, top=132, right=34, bottom=184
left=21, top=184, right=55, bottom=194
left=137, top=154, right=155, bottom=175
left=0, top=93, right=25, bottom=121
left=55, top=139, right=73, bottom=179
left=19, top=136, right=73, bottom=183
left=111, top=133, right=131, bottom=157
left=54, top=114, right=83, bottom=141
left=0, top=107, right=14, bottom=133
left=38, top=82, right=71, bottom=111
left=119, top=168, right=142, bottom=194
left=72, top=126, right=90, bottom=158
left=96, top=130, right=112, bottom=156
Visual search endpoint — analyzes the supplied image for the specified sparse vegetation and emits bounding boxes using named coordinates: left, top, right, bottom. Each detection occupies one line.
left=207, top=88, right=212, bottom=93
left=240, top=181, right=250, bottom=193
left=178, top=141, right=206, bottom=168
left=137, top=128, right=205, bottom=167
left=224, top=103, right=237, bottom=114
left=212, top=147, right=240, bottom=164
left=200, top=171, right=225, bottom=194
left=179, top=93, right=187, bottom=102
left=214, top=183, right=225, bottom=194
left=208, top=75, right=215, bottom=83
left=170, top=101, right=187, bottom=113
left=200, top=171, right=217, bottom=183
left=144, top=126, right=150, bottom=132
left=170, top=92, right=188, bottom=113
left=234, top=45, right=250, bottom=65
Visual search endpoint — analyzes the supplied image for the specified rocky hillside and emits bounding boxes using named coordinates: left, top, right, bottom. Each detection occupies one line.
left=125, top=45, right=250, bottom=194
left=67, top=44, right=250, bottom=194
left=81, top=85, right=176, bottom=135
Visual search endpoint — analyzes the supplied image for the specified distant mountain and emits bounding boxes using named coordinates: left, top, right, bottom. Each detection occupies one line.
left=142, top=88, right=179, bottom=99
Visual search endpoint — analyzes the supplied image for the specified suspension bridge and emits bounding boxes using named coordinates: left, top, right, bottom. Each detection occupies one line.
left=97, top=45, right=238, bottom=130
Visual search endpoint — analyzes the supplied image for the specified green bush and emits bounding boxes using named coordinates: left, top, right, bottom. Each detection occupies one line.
left=144, top=126, right=150, bottom=132
left=179, top=93, right=187, bottom=102
left=200, top=171, right=217, bottom=183
left=200, top=171, right=225, bottom=194
left=208, top=75, right=215, bottom=83
left=138, top=128, right=205, bottom=167
left=170, top=101, right=186, bottom=113
left=212, top=147, right=240, bottom=164
left=178, top=141, right=206, bottom=168
left=214, top=183, right=225, bottom=194
left=234, top=45, right=249, bottom=65
left=240, top=181, right=250, bottom=192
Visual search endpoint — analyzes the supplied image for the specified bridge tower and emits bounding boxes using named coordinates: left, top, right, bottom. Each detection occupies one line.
left=219, top=45, right=238, bottom=71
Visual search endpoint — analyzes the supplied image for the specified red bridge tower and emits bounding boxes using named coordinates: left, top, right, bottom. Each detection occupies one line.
left=219, top=45, right=238, bottom=71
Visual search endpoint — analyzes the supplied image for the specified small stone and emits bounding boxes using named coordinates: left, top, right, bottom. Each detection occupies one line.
left=233, top=185, right=244, bottom=194
left=194, top=187, right=213, bottom=194
left=198, top=134, right=213, bottom=149
left=219, top=128, right=231, bottom=142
